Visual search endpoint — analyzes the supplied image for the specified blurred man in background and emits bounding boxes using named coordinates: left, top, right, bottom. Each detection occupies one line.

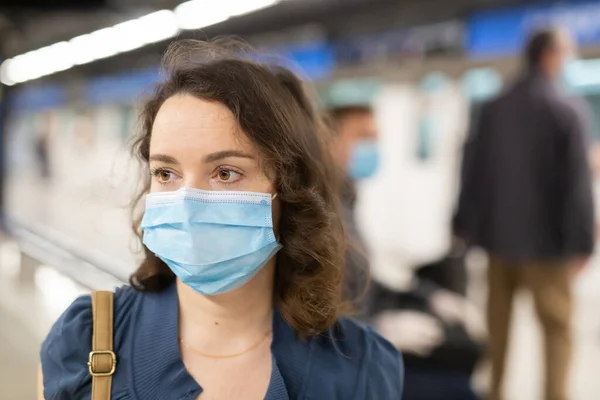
left=326, top=105, right=379, bottom=305
left=454, top=28, right=595, bottom=400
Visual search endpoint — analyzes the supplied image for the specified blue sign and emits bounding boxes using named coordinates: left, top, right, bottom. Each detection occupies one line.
left=467, top=1, right=600, bottom=58
left=263, top=42, right=336, bottom=81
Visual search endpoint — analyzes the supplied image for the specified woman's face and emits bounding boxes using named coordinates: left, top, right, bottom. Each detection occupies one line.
left=149, top=94, right=275, bottom=196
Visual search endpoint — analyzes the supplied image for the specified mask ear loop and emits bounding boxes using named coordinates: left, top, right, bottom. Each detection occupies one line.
left=272, top=193, right=278, bottom=200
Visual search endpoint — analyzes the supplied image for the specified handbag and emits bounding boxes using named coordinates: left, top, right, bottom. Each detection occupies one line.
left=88, top=291, right=117, bottom=400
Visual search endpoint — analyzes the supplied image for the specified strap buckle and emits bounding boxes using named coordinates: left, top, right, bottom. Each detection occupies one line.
left=88, top=350, right=117, bottom=376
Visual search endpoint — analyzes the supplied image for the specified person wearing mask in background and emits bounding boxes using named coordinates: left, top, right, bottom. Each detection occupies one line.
left=327, top=105, right=484, bottom=400
left=454, top=28, right=595, bottom=400
left=326, top=105, right=379, bottom=309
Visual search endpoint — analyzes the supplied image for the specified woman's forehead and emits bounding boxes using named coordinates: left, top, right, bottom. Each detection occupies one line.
left=153, top=95, right=236, bottom=136
left=150, top=94, right=256, bottom=157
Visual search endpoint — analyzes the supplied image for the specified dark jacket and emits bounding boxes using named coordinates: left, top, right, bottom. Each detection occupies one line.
left=454, top=73, right=595, bottom=261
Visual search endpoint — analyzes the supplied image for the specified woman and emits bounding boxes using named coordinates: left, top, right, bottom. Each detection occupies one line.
left=38, top=40, right=404, bottom=400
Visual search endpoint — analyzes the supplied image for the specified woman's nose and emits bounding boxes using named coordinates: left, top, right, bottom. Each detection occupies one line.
left=183, top=174, right=211, bottom=191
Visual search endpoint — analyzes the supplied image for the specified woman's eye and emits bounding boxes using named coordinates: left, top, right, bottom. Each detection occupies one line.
left=151, top=168, right=179, bottom=184
left=159, top=170, right=172, bottom=182
left=216, top=168, right=242, bottom=183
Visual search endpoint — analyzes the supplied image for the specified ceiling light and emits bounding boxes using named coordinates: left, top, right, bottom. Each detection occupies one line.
left=0, top=1, right=281, bottom=86
left=139, top=10, right=180, bottom=44
left=0, top=59, right=15, bottom=86
left=229, top=0, right=279, bottom=17
left=70, top=34, right=97, bottom=66
left=111, top=19, right=147, bottom=53
left=174, top=1, right=230, bottom=30
left=174, top=0, right=281, bottom=30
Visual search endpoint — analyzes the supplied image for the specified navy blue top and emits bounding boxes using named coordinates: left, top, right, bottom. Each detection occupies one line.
left=41, top=283, right=404, bottom=399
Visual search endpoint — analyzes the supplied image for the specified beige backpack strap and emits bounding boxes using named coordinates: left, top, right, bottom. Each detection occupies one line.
left=88, top=291, right=116, bottom=400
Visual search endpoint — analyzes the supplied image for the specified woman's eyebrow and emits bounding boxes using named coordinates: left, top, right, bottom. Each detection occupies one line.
left=149, top=154, right=179, bottom=165
left=203, top=150, right=255, bottom=163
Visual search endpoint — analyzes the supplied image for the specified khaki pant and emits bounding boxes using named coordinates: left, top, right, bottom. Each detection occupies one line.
left=487, top=258, right=573, bottom=400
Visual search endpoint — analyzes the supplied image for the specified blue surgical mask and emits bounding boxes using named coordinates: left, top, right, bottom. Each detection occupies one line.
left=348, top=140, right=380, bottom=180
left=141, top=187, right=281, bottom=296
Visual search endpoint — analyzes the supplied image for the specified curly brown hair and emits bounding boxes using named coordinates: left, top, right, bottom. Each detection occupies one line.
left=130, top=39, right=346, bottom=337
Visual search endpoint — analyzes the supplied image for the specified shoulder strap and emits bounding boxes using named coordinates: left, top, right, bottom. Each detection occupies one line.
left=89, top=291, right=116, bottom=400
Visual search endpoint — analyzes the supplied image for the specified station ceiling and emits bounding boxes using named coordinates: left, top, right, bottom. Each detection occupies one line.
left=0, top=0, right=535, bottom=58
left=0, top=0, right=540, bottom=88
